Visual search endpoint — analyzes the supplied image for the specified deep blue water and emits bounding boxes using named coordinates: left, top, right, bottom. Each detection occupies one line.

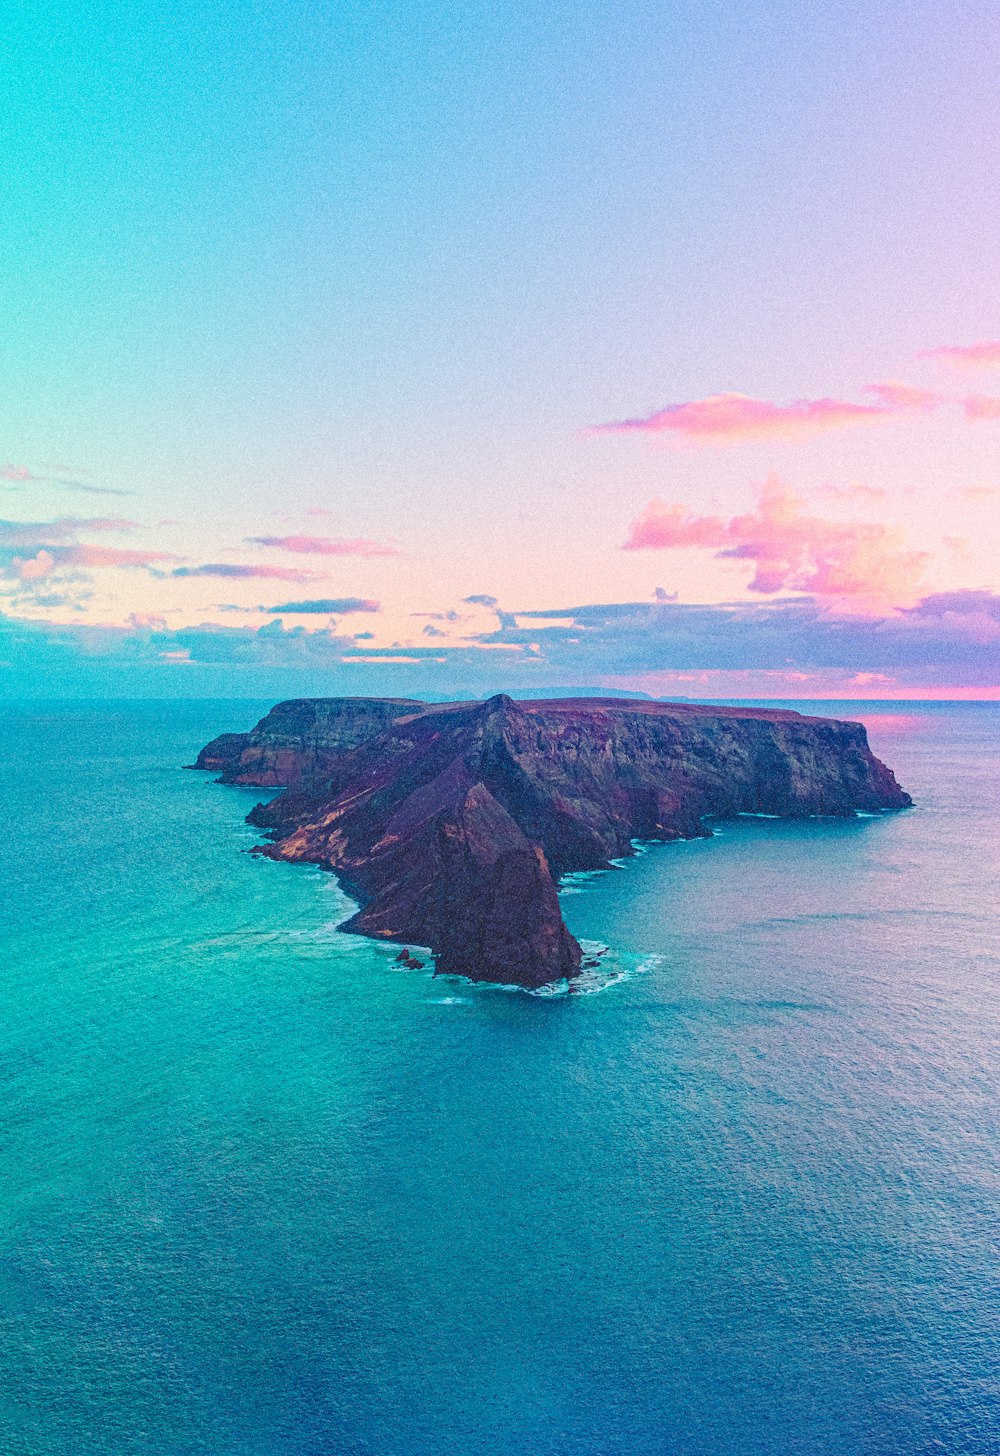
left=1, top=699, right=998, bottom=1455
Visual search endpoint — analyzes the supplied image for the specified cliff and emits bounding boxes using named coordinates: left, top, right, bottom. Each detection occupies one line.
left=192, top=695, right=911, bottom=989
left=192, top=696, right=421, bottom=786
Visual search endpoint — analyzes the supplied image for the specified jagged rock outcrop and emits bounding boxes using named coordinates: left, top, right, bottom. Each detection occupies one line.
left=192, top=694, right=911, bottom=989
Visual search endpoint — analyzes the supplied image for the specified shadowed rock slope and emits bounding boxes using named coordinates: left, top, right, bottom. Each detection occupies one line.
left=193, top=695, right=911, bottom=988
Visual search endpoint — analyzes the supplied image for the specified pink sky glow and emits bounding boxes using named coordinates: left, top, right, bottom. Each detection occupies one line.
left=4, top=334, right=1000, bottom=698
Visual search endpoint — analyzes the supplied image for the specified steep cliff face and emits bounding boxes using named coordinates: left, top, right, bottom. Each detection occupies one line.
left=191, top=732, right=249, bottom=775
left=475, top=698, right=910, bottom=872
left=192, top=697, right=421, bottom=787
left=193, top=694, right=911, bottom=989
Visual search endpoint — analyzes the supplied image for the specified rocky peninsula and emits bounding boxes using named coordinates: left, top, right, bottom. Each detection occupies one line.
left=192, top=694, right=911, bottom=989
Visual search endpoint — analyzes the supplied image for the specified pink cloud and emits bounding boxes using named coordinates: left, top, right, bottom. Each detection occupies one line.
left=588, top=384, right=930, bottom=445
left=172, top=563, right=314, bottom=581
left=246, top=534, right=399, bottom=557
left=865, top=380, right=940, bottom=410
left=68, top=545, right=176, bottom=568
left=622, top=503, right=728, bottom=551
left=623, top=476, right=929, bottom=607
left=919, top=340, right=1000, bottom=369
left=10, top=543, right=175, bottom=580
left=963, top=394, right=1000, bottom=420
left=0, top=463, right=41, bottom=482
left=16, top=549, right=57, bottom=581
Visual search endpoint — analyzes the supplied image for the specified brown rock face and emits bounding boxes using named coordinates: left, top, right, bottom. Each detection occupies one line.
left=192, top=694, right=911, bottom=988
left=189, top=732, right=249, bottom=774
left=191, top=697, right=421, bottom=786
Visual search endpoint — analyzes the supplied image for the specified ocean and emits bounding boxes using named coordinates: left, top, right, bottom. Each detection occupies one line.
left=0, top=699, right=997, bottom=1455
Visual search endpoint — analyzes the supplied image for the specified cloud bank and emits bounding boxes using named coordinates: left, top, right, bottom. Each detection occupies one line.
left=3, top=584, right=998, bottom=698
left=471, top=591, right=1000, bottom=693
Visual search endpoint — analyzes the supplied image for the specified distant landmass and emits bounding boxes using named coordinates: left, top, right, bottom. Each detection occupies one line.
left=192, top=695, right=912, bottom=989
left=505, top=686, right=656, bottom=700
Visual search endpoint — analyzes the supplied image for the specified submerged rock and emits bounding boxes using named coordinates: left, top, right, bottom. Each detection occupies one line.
left=193, top=694, right=911, bottom=989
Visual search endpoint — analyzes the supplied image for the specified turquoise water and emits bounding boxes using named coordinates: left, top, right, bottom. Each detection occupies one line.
left=1, top=699, right=998, bottom=1455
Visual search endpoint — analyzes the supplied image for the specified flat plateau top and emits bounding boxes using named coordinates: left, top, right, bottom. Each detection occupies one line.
left=398, top=696, right=830, bottom=724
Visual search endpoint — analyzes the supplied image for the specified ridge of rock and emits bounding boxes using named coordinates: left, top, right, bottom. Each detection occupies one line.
left=192, top=696, right=912, bottom=989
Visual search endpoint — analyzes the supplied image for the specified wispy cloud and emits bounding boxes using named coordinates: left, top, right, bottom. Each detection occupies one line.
left=0, top=518, right=168, bottom=585
left=55, top=479, right=136, bottom=497
left=0, top=516, right=138, bottom=546
left=623, top=476, right=929, bottom=606
left=343, top=654, right=444, bottom=665
left=0, top=463, right=134, bottom=495
left=9, top=544, right=177, bottom=582
left=461, top=595, right=519, bottom=629
left=865, top=380, right=940, bottom=410
left=172, top=563, right=314, bottom=581
left=905, top=590, right=1000, bottom=623
left=919, top=340, right=1000, bottom=369
left=588, top=383, right=933, bottom=445
left=70, top=545, right=175, bottom=568
left=14, top=588, right=94, bottom=611
left=963, top=394, right=1000, bottom=420
left=265, top=597, right=381, bottom=614
left=246, top=534, right=399, bottom=557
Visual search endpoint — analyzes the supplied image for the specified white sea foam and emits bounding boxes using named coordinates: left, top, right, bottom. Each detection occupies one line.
left=574, top=953, right=664, bottom=994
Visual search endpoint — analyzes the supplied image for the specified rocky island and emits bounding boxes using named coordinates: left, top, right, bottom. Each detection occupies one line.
left=192, top=695, right=911, bottom=989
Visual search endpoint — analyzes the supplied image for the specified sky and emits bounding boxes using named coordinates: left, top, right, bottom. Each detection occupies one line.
left=2, top=0, right=1000, bottom=699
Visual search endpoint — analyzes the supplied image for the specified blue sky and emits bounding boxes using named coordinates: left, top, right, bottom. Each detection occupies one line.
left=3, top=1, right=1000, bottom=697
